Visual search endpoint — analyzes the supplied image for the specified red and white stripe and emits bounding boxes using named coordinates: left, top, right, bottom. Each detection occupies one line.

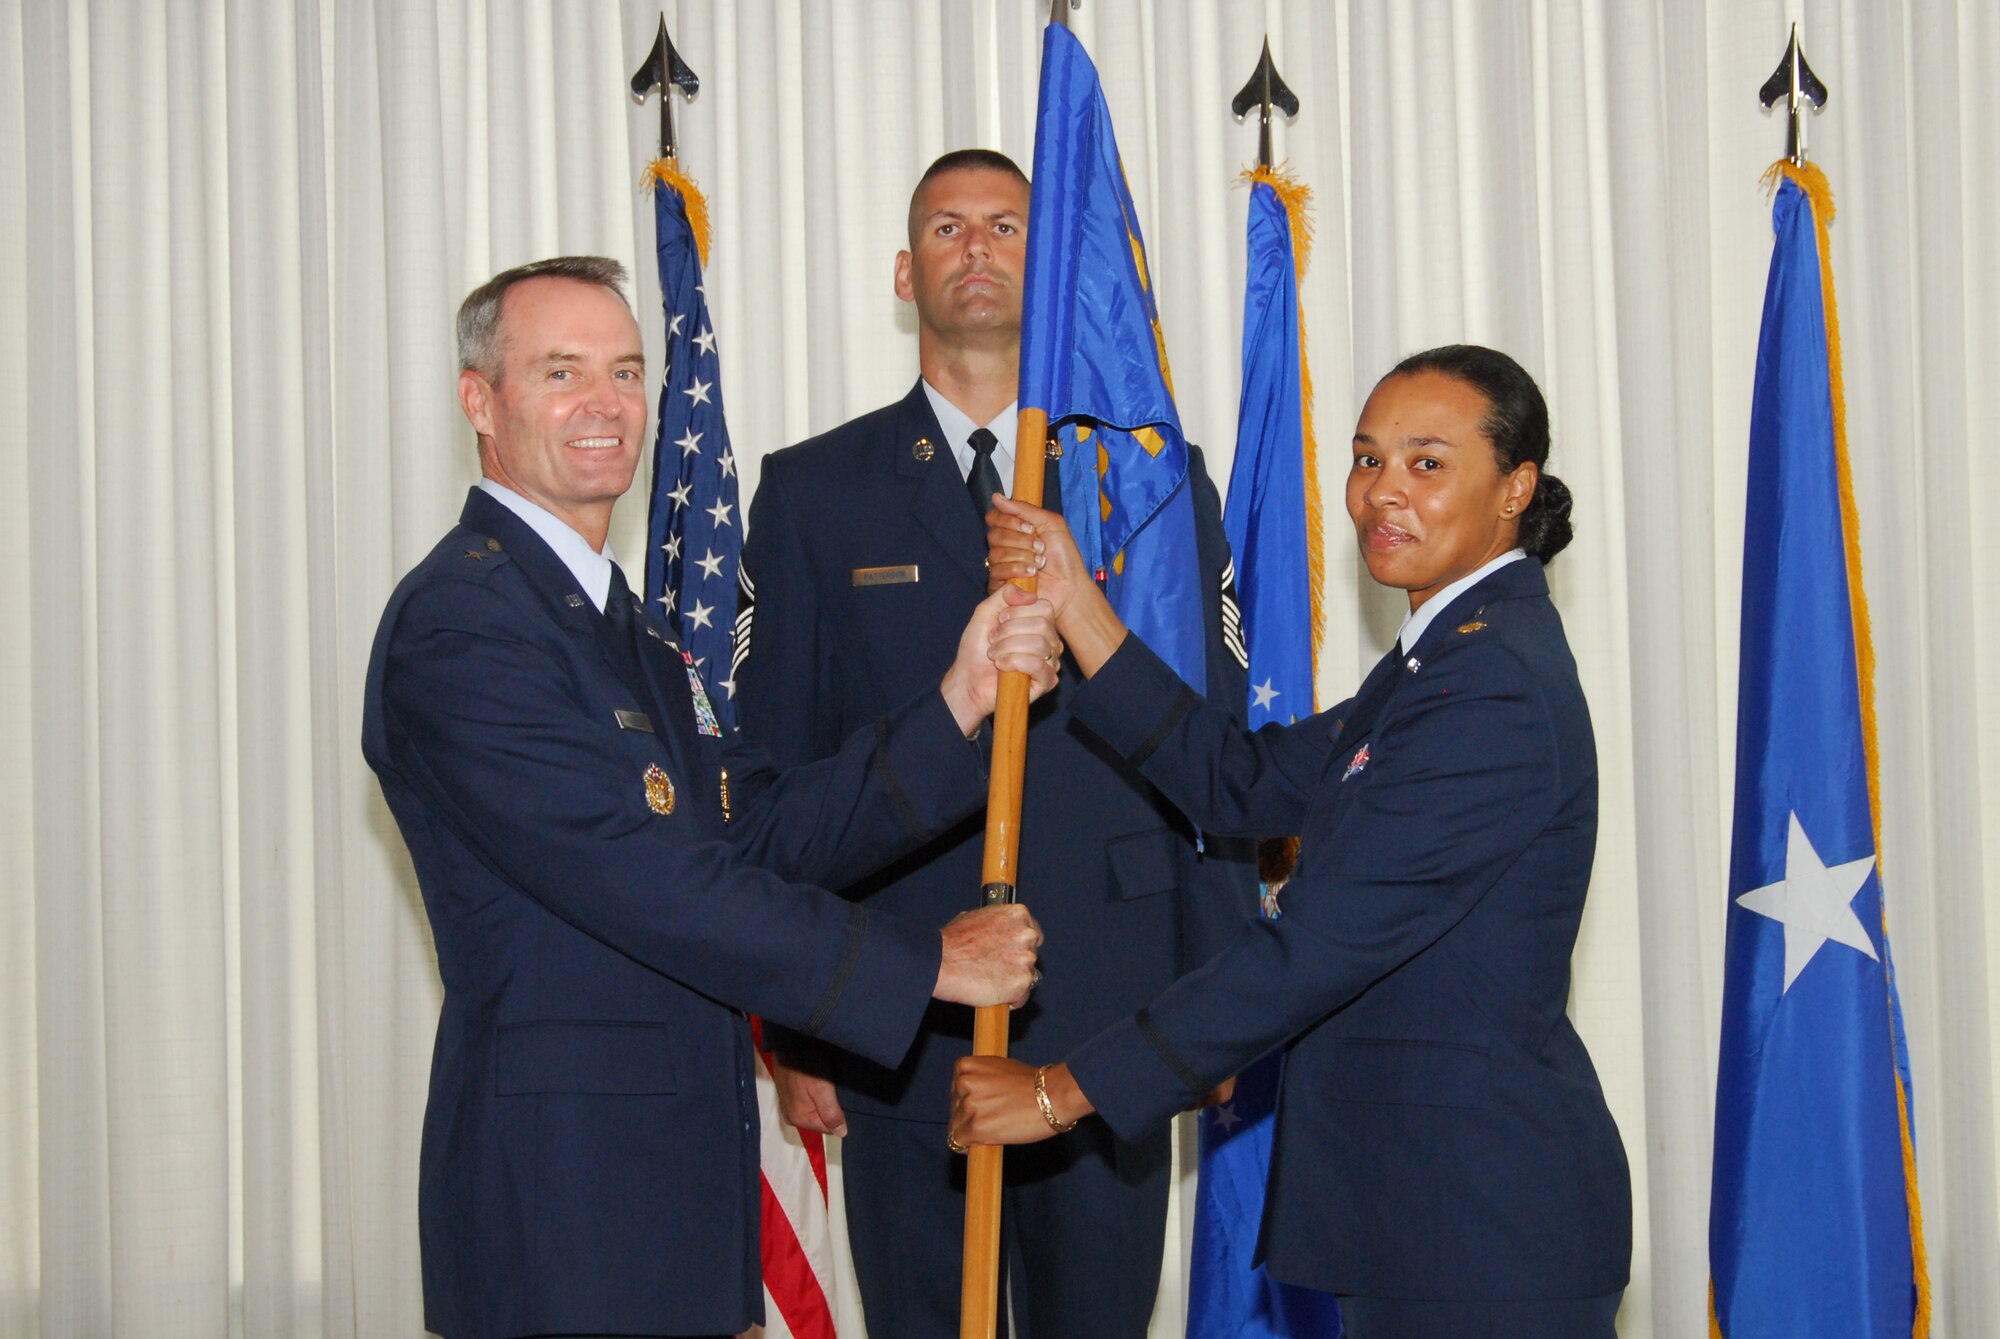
left=741, top=1025, right=841, bottom=1339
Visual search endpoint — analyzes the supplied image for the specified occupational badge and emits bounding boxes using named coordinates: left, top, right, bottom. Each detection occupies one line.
left=643, top=763, right=676, bottom=816
left=912, top=436, right=936, bottom=462
left=1457, top=620, right=1488, bottom=635
left=1341, top=744, right=1371, bottom=782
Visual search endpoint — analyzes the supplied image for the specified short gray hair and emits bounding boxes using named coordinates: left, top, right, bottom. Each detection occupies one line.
left=456, top=255, right=631, bottom=381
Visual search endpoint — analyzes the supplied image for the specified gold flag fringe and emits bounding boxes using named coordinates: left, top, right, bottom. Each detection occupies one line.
left=641, top=158, right=713, bottom=271
left=1240, top=163, right=1325, bottom=694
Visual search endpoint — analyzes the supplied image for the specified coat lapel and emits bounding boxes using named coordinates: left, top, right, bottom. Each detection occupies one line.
left=1327, top=645, right=1404, bottom=756
left=460, top=488, right=701, bottom=797
left=1334, top=558, right=1551, bottom=766
left=892, top=383, right=992, bottom=590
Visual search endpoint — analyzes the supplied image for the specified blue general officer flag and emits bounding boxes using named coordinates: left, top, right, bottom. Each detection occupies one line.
left=1187, top=169, right=1342, bottom=1339
left=642, top=163, right=741, bottom=726
left=1020, top=21, right=1205, bottom=694
left=1709, top=162, right=1928, bottom=1338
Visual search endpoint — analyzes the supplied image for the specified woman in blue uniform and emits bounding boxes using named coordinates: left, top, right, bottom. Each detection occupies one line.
left=956, top=346, right=1631, bottom=1337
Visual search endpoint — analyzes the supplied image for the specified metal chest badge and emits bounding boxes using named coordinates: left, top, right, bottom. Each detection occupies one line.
left=680, top=649, right=723, bottom=737
left=643, top=763, right=676, bottom=815
left=1341, top=743, right=1371, bottom=782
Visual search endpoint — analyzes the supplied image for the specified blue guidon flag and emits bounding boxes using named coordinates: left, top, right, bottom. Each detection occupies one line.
left=643, top=160, right=741, bottom=724
left=1708, top=160, right=1929, bottom=1339
left=1019, top=20, right=1207, bottom=697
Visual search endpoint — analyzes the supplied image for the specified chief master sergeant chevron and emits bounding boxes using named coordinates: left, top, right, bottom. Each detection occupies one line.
left=361, top=255, right=1057, bottom=1339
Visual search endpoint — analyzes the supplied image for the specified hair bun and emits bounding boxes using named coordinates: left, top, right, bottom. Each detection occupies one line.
left=1521, top=472, right=1573, bottom=563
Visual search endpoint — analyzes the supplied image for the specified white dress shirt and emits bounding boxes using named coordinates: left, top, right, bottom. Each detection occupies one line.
left=920, top=379, right=1019, bottom=489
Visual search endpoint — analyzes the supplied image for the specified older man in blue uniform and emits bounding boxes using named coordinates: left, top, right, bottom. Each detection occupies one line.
left=362, top=256, right=1055, bottom=1339
left=736, top=153, right=1257, bottom=1337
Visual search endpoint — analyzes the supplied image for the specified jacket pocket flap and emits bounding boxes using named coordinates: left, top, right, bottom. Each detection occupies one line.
left=495, top=1020, right=679, bottom=1095
left=1107, top=827, right=1177, bottom=901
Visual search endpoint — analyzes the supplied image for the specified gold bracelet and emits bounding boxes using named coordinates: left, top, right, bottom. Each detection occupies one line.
left=1034, top=1065, right=1078, bottom=1134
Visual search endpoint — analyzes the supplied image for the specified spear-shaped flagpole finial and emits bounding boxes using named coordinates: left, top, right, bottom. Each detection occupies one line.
left=1758, top=21, right=1828, bottom=166
left=630, top=13, right=701, bottom=164
left=1232, top=36, right=1300, bottom=170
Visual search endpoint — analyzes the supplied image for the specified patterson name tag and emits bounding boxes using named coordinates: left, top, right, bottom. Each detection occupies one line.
left=851, top=564, right=920, bottom=587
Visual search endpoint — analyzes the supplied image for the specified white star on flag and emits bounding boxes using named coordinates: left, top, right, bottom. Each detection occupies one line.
left=657, top=587, right=677, bottom=614
left=667, top=480, right=693, bottom=510
left=683, top=377, right=712, bottom=407
left=1211, top=1103, right=1241, bottom=1133
left=661, top=533, right=682, bottom=561
left=1251, top=680, right=1280, bottom=712
left=718, top=450, right=736, bottom=479
left=667, top=312, right=685, bottom=338
left=707, top=498, right=734, bottom=528
left=1735, top=810, right=1879, bottom=992
left=694, top=327, right=718, bottom=356
left=676, top=427, right=703, bottom=458
left=687, top=600, right=715, bottom=631
left=719, top=676, right=736, bottom=700
left=696, top=549, right=726, bottom=581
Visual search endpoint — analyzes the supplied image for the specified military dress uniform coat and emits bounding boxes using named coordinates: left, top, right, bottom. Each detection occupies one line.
left=736, top=383, right=1258, bottom=1334
left=363, top=487, right=990, bottom=1339
left=1065, top=557, right=1632, bottom=1304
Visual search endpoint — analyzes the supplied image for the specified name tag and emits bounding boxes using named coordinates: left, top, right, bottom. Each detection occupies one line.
left=614, top=709, right=655, bottom=733
left=852, top=564, right=920, bottom=587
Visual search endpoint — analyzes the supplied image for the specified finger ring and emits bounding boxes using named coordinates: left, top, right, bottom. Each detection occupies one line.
left=947, top=1131, right=968, bottom=1154
left=1042, top=649, right=1056, bottom=665
left=983, top=556, right=990, bottom=570
left=1029, top=968, right=1042, bottom=990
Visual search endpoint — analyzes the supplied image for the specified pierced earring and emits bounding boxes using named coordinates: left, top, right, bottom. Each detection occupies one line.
left=1504, top=505, right=1516, bottom=515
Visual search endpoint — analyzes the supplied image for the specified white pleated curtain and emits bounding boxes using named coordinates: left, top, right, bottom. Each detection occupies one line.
left=2, top=2, right=1995, bottom=1337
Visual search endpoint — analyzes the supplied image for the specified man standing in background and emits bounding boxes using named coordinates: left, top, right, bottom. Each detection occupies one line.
left=737, top=153, right=1258, bottom=1337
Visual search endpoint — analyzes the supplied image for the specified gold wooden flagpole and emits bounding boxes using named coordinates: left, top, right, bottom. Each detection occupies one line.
left=958, top=406, right=1048, bottom=1338
left=960, top=6, right=1070, bottom=1332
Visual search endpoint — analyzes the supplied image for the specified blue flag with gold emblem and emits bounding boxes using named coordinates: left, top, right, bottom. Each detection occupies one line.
left=643, top=164, right=740, bottom=726
left=1708, top=162, right=1928, bottom=1337
left=1020, top=21, right=1205, bottom=694
left=1187, top=170, right=1343, bottom=1339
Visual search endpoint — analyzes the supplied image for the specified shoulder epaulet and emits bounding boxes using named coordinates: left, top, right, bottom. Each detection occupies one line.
left=436, top=530, right=512, bottom=583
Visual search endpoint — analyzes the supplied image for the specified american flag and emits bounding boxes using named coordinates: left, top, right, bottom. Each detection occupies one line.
left=644, top=165, right=741, bottom=717
left=641, top=162, right=841, bottom=1339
